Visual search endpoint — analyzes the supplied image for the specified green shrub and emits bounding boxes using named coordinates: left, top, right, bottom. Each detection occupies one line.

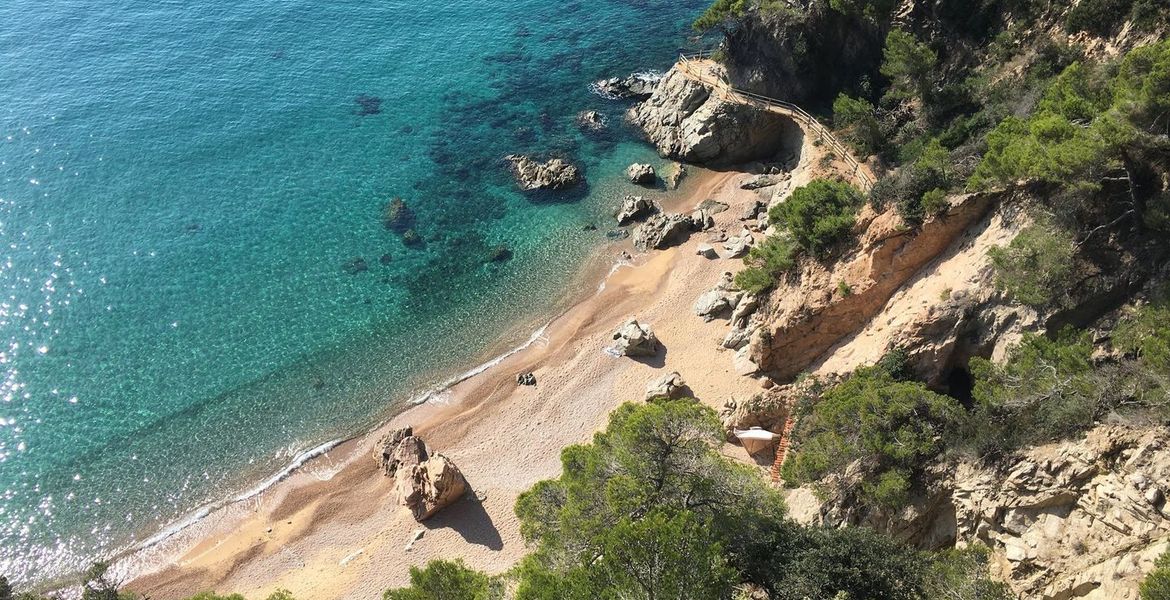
left=833, top=94, right=884, bottom=156
left=782, top=365, right=966, bottom=508
left=770, top=179, right=864, bottom=257
left=735, top=235, right=800, bottom=293
left=987, top=220, right=1076, bottom=307
left=828, top=0, right=898, bottom=20
left=1143, top=548, right=1170, bottom=600
left=1115, top=301, right=1170, bottom=370
left=924, top=546, right=1014, bottom=600
left=735, top=267, right=776, bottom=295
left=1066, top=0, right=1134, bottom=36
left=881, top=29, right=938, bottom=102
left=384, top=560, right=500, bottom=600
left=964, top=331, right=1100, bottom=455
left=920, top=188, right=949, bottom=217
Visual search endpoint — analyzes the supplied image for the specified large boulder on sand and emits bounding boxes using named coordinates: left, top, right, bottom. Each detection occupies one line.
left=373, top=426, right=415, bottom=476
left=396, top=453, right=468, bottom=521
left=505, top=154, right=581, bottom=191
left=626, top=163, right=657, bottom=185
left=615, top=195, right=658, bottom=225
left=374, top=429, right=468, bottom=520
left=646, top=371, right=689, bottom=401
left=633, top=213, right=694, bottom=251
left=611, top=319, right=659, bottom=357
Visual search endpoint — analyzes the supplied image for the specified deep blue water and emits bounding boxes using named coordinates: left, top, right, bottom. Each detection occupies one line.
left=0, top=0, right=708, bottom=583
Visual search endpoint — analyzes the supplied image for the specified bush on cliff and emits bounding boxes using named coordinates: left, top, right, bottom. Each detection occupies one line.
left=782, top=363, right=966, bottom=508
left=833, top=93, right=885, bottom=156
left=964, top=331, right=1099, bottom=455
left=1143, top=548, right=1170, bottom=600
left=769, top=179, right=864, bottom=257
left=881, top=29, right=938, bottom=102
left=736, top=235, right=799, bottom=294
left=987, top=219, right=1077, bottom=307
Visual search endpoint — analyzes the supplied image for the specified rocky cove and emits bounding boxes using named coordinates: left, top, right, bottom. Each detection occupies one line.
left=32, top=0, right=1170, bottom=598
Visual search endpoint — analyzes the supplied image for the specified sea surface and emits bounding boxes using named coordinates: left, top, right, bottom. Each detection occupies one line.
left=0, top=0, right=709, bottom=583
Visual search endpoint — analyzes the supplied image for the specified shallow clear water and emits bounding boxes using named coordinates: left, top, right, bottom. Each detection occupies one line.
left=0, top=0, right=709, bottom=583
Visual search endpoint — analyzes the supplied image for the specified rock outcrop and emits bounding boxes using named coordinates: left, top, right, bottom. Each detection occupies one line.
left=802, top=425, right=1170, bottom=600
left=611, top=319, right=659, bottom=357
left=626, top=163, right=657, bottom=185
left=747, top=188, right=1017, bottom=380
left=373, top=429, right=467, bottom=521
left=645, top=371, right=689, bottom=401
left=592, top=72, right=662, bottom=100
left=615, top=195, right=658, bottom=226
left=628, top=67, right=801, bottom=166
left=373, top=426, right=415, bottom=475
left=396, top=453, right=468, bottom=522
left=576, top=110, right=606, bottom=131
left=505, top=155, right=581, bottom=191
left=632, top=213, right=697, bottom=251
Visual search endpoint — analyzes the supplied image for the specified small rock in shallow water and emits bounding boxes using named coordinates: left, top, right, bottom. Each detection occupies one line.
left=487, top=245, right=513, bottom=263
left=383, top=197, right=415, bottom=232
left=379, top=253, right=393, bottom=266
left=342, top=257, right=368, bottom=275
left=402, top=229, right=423, bottom=247
left=576, top=110, right=607, bottom=132
left=626, top=163, right=657, bottom=185
left=354, top=95, right=383, bottom=116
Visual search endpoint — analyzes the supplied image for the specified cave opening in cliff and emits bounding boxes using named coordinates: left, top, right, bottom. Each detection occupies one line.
left=944, top=366, right=974, bottom=406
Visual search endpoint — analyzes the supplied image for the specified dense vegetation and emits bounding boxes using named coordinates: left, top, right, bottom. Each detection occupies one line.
left=781, top=362, right=965, bottom=508
left=735, top=179, right=863, bottom=294
left=384, top=400, right=1008, bottom=600
left=1144, top=548, right=1170, bottom=600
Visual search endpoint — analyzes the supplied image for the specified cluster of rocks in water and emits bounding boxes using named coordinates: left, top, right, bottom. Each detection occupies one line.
left=505, top=154, right=582, bottom=191
left=591, top=71, right=662, bottom=100
left=373, top=426, right=467, bottom=521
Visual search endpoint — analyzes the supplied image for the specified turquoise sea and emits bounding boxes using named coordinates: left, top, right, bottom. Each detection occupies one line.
left=0, top=0, right=709, bottom=584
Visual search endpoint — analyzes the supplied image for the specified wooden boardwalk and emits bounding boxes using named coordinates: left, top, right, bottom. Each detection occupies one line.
left=676, top=53, right=876, bottom=192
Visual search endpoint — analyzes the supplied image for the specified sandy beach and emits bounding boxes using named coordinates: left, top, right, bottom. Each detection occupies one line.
left=124, top=162, right=801, bottom=599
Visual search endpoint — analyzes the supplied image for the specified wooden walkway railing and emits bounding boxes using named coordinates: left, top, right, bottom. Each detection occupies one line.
left=677, top=52, right=875, bottom=192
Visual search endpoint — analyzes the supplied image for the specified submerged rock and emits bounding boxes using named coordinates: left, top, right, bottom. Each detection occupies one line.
left=576, top=110, right=607, bottom=131
left=487, top=244, right=513, bottom=263
left=342, top=257, right=369, bottom=275
left=615, top=195, right=658, bottom=226
left=383, top=197, right=415, bottom=232
left=626, top=163, right=657, bottom=185
left=402, top=229, right=423, bottom=247
left=379, top=253, right=393, bottom=266
left=354, top=94, right=383, bottom=116
left=611, top=319, right=659, bottom=357
left=505, top=154, right=582, bottom=191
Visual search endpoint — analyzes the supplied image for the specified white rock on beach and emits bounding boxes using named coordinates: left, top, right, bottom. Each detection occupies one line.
left=611, top=319, right=659, bottom=357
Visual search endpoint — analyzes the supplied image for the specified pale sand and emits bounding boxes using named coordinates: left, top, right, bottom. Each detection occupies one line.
left=125, top=167, right=778, bottom=600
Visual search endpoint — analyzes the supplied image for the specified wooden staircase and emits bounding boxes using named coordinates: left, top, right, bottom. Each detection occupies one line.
left=769, top=414, right=797, bottom=483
